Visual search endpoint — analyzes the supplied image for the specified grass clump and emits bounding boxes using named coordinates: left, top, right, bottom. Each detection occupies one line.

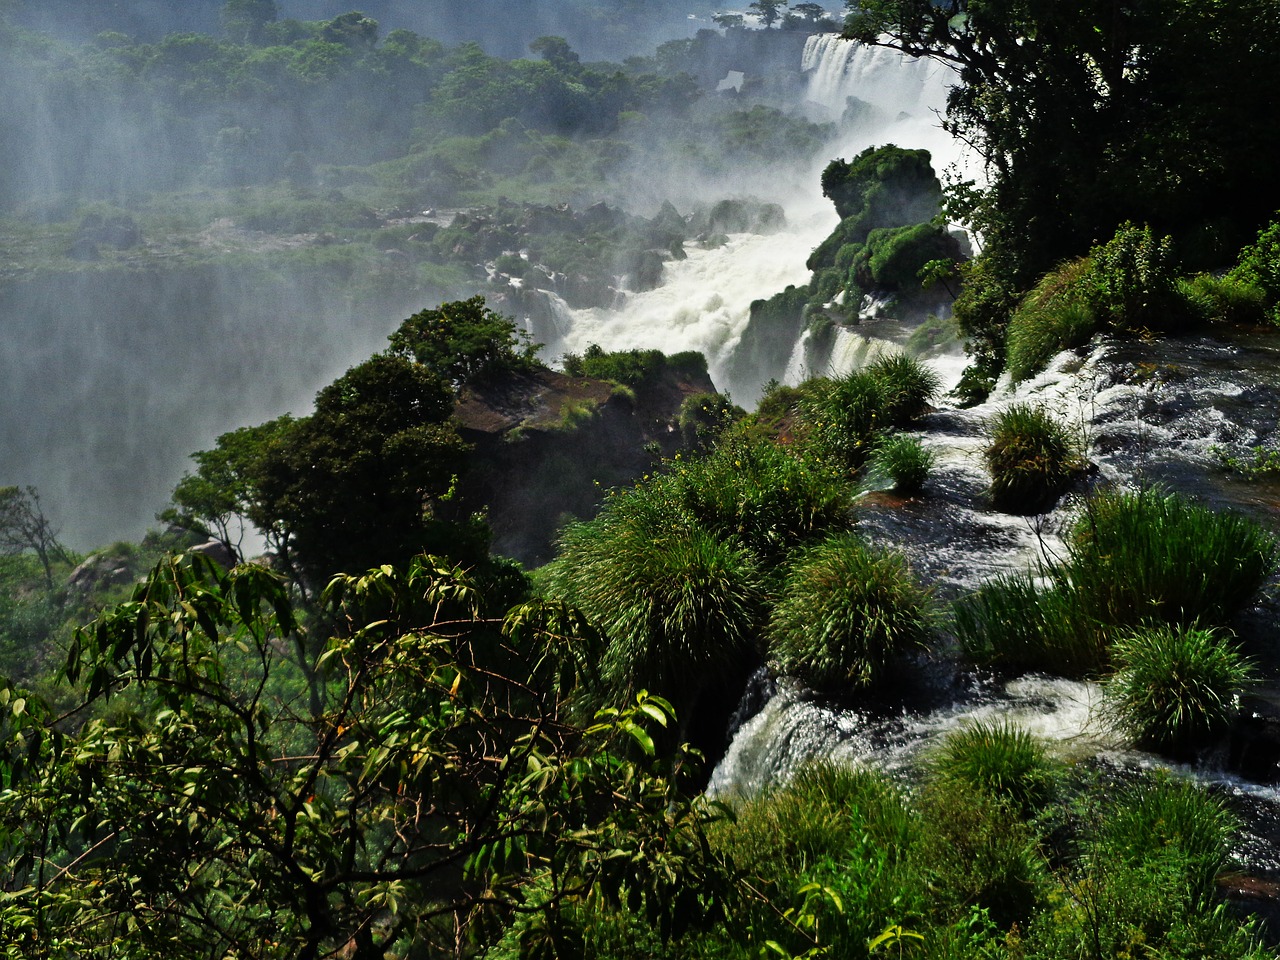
left=768, top=532, right=931, bottom=690
left=1104, top=624, right=1254, bottom=757
left=983, top=403, right=1083, bottom=514
left=1005, top=257, right=1099, bottom=383
left=796, top=370, right=885, bottom=470
left=1180, top=272, right=1267, bottom=326
left=927, top=719, right=1056, bottom=817
left=1096, top=775, right=1237, bottom=907
left=955, top=487, right=1277, bottom=678
left=953, top=572, right=1106, bottom=675
left=869, top=433, right=935, bottom=494
left=712, top=762, right=923, bottom=960
left=863, top=351, right=941, bottom=427
left=672, top=434, right=854, bottom=564
left=1068, top=486, right=1279, bottom=631
left=542, top=490, right=765, bottom=721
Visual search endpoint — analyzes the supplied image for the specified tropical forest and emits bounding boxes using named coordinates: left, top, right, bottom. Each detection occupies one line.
left=4, top=0, right=1280, bottom=957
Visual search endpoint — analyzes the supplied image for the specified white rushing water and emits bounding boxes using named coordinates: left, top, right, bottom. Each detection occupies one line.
left=802, top=32, right=952, bottom=122
left=553, top=219, right=833, bottom=386
left=552, top=33, right=963, bottom=394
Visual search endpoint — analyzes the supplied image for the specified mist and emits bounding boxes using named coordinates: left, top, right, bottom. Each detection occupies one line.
left=0, top=1, right=964, bottom=550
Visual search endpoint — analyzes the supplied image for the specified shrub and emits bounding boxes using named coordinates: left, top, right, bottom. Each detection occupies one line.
left=870, top=433, right=935, bottom=494
left=1068, top=486, right=1279, bottom=631
left=954, top=488, right=1278, bottom=678
left=1098, top=775, right=1238, bottom=907
left=712, top=762, right=923, bottom=959
left=544, top=491, right=765, bottom=718
left=927, top=719, right=1056, bottom=817
left=916, top=780, right=1049, bottom=928
left=983, top=403, right=1082, bottom=514
left=1179, top=272, right=1267, bottom=326
left=1104, top=624, right=1254, bottom=757
left=1004, top=257, right=1100, bottom=382
left=852, top=222, right=963, bottom=294
left=672, top=435, right=854, bottom=565
left=1228, top=216, right=1280, bottom=323
left=769, top=533, right=932, bottom=690
left=864, top=352, right=941, bottom=426
left=1086, top=222, right=1187, bottom=331
left=678, top=392, right=740, bottom=449
left=796, top=370, right=885, bottom=470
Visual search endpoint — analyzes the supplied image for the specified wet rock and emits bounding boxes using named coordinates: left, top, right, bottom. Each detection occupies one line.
left=67, top=553, right=134, bottom=594
left=189, top=539, right=238, bottom=570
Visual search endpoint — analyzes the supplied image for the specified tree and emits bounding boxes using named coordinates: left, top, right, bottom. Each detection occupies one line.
left=0, top=555, right=731, bottom=959
left=792, top=2, right=829, bottom=23
left=320, top=11, right=379, bottom=49
left=844, top=0, right=1280, bottom=286
left=528, top=35, right=581, bottom=73
left=712, top=12, right=746, bottom=30
left=0, top=486, right=70, bottom=590
left=749, top=0, right=788, bottom=27
left=387, top=295, right=539, bottom=390
left=220, top=0, right=277, bottom=43
left=250, top=355, right=477, bottom=584
left=163, top=416, right=296, bottom=559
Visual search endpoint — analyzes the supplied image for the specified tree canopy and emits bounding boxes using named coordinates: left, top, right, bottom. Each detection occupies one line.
left=845, top=0, right=1280, bottom=285
left=0, top=554, right=730, bottom=959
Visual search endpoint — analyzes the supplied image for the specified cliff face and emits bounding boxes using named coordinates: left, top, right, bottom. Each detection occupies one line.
left=455, top=363, right=717, bottom=564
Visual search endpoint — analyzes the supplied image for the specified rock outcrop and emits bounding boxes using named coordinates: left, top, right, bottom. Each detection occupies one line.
left=455, top=361, right=717, bottom=564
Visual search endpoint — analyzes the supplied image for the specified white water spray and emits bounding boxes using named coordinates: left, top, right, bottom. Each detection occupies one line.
left=554, top=34, right=962, bottom=394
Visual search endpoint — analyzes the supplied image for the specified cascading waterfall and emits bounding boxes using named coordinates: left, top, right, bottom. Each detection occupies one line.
left=711, top=329, right=1280, bottom=875
left=802, top=32, right=952, bottom=122
left=550, top=225, right=830, bottom=392
left=543, top=32, right=1280, bottom=863
left=551, top=33, right=961, bottom=398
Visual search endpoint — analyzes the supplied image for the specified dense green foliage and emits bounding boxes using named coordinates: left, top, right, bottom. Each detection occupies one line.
left=956, top=487, right=1280, bottom=676
left=847, top=1, right=1280, bottom=392
left=387, top=295, right=539, bottom=387
left=982, top=403, right=1082, bottom=514
left=768, top=532, right=932, bottom=690
left=0, top=554, right=737, bottom=959
left=1003, top=224, right=1191, bottom=382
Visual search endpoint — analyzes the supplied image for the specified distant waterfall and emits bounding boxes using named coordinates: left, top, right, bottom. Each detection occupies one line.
left=802, top=32, right=952, bottom=122
left=552, top=33, right=960, bottom=401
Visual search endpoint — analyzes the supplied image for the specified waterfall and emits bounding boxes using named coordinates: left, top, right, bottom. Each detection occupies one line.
left=552, top=224, right=831, bottom=396
left=550, top=33, right=962, bottom=396
left=802, top=32, right=953, bottom=123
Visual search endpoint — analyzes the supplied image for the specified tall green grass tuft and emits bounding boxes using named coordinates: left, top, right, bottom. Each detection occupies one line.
left=864, top=351, right=941, bottom=426
left=954, top=487, right=1278, bottom=678
left=1104, top=624, right=1254, bottom=757
left=1005, top=257, right=1099, bottom=383
left=1179, top=272, right=1267, bottom=326
left=543, top=489, right=765, bottom=715
left=1068, top=486, right=1280, bottom=630
left=796, top=370, right=884, bottom=470
left=671, top=434, right=854, bottom=565
left=927, top=719, right=1057, bottom=817
left=1097, top=775, right=1238, bottom=907
left=768, top=532, right=932, bottom=690
left=953, top=572, right=1107, bottom=675
left=983, top=403, right=1082, bottom=514
left=869, top=433, right=935, bottom=494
